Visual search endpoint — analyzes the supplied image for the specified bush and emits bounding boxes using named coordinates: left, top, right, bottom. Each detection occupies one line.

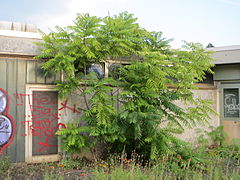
left=38, top=12, right=215, bottom=161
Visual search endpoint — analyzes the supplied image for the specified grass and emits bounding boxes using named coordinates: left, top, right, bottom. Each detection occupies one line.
left=92, top=160, right=240, bottom=180
left=2, top=137, right=240, bottom=180
left=8, top=163, right=240, bottom=180
left=0, top=154, right=239, bottom=180
left=43, top=172, right=64, bottom=180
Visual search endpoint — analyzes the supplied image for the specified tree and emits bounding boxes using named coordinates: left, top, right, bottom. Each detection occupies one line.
left=36, top=12, right=215, bottom=160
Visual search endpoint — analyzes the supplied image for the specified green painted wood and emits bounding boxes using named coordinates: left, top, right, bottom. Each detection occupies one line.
left=27, top=60, right=36, bottom=83
left=55, top=71, right=62, bottom=82
left=6, top=59, right=17, bottom=162
left=45, top=72, right=56, bottom=84
left=0, top=58, right=61, bottom=162
left=0, top=60, right=7, bottom=90
left=214, top=64, right=240, bottom=81
left=36, top=61, right=46, bottom=84
left=16, top=59, right=26, bottom=162
left=0, top=59, right=8, bottom=157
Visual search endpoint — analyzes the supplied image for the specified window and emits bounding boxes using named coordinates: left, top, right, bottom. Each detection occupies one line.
left=221, top=82, right=240, bottom=120
left=223, top=88, right=239, bottom=118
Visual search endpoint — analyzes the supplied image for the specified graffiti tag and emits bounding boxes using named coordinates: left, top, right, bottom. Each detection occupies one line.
left=0, top=88, right=15, bottom=152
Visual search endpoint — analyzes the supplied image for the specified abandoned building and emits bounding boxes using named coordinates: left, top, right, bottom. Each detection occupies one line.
left=0, top=21, right=239, bottom=163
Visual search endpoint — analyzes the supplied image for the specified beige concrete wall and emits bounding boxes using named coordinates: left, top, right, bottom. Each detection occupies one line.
left=61, top=84, right=220, bottom=145
left=60, top=91, right=89, bottom=124
left=223, top=121, right=240, bottom=144
left=176, top=84, right=220, bottom=142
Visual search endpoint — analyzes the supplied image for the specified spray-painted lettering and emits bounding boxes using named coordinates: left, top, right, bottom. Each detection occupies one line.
left=0, top=88, right=15, bottom=153
left=0, top=90, right=81, bottom=154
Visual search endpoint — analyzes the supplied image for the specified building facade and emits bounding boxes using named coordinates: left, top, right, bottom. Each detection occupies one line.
left=0, top=21, right=239, bottom=162
left=0, top=22, right=64, bottom=162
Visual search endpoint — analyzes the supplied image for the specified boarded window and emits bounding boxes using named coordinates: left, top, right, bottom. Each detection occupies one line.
left=224, top=88, right=240, bottom=118
left=32, top=91, right=58, bottom=156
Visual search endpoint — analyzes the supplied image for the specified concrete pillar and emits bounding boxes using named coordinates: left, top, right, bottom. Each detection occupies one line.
left=26, top=24, right=38, bottom=33
left=0, top=21, right=38, bottom=33
left=12, top=22, right=22, bottom=31
left=0, top=21, right=12, bottom=30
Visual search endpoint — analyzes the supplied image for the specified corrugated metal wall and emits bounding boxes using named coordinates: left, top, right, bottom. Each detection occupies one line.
left=0, top=57, right=60, bottom=162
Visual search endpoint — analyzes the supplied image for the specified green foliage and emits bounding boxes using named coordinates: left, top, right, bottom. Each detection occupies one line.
left=208, top=126, right=228, bottom=146
left=36, top=12, right=143, bottom=78
left=56, top=120, right=91, bottom=153
left=194, top=125, right=240, bottom=170
left=58, top=157, right=87, bottom=169
left=196, top=126, right=228, bottom=147
left=110, top=43, right=215, bottom=159
left=0, top=156, right=11, bottom=176
left=37, top=12, right=215, bottom=160
left=81, top=74, right=122, bottom=143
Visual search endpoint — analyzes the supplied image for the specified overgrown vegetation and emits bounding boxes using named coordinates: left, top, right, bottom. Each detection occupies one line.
left=0, top=156, right=11, bottom=177
left=2, top=127, right=240, bottom=179
left=36, top=11, right=215, bottom=162
left=93, top=127, right=240, bottom=179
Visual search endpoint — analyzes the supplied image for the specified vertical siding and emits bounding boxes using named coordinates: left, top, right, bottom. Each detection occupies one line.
left=0, top=58, right=60, bottom=162
left=55, top=71, right=62, bottom=82
left=0, top=60, right=7, bottom=89
left=0, top=58, right=61, bottom=162
left=6, top=60, right=17, bottom=162
left=0, top=59, right=23, bottom=162
left=45, top=73, right=56, bottom=84
left=26, top=60, right=61, bottom=84
left=36, top=61, right=45, bottom=83
left=16, top=59, right=26, bottom=162
left=26, top=60, right=36, bottom=83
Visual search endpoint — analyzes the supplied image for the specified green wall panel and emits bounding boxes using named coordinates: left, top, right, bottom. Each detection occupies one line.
left=214, top=64, right=240, bottom=81
left=6, top=60, right=17, bottom=162
left=0, top=58, right=60, bottom=162
left=16, top=59, right=26, bottom=162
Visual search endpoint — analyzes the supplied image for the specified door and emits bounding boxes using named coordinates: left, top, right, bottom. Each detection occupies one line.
left=220, top=82, right=240, bottom=144
left=25, top=85, right=62, bottom=163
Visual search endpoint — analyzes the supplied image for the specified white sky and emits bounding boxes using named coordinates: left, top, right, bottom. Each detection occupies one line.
left=1, top=0, right=240, bottom=48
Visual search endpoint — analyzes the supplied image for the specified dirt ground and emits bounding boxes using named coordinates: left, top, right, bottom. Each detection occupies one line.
left=3, top=162, right=93, bottom=180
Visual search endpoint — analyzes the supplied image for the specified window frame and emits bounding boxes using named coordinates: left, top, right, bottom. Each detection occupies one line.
left=220, top=82, right=240, bottom=121
left=25, top=84, right=63, bottom=163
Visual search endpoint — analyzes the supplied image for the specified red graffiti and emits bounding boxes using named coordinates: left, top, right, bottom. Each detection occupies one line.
left=30, top=105, right=60, bottom=121
left=14, top=93, right=25, bottom=106
left=28, top=92, right=63, bottom=153
left=13, top=92, right=81, bottom=153
left=32, top=92, right=58, bottom=106
left=14, top=93, right=81, bottom=115
left=58, top=100, right=82, bottom=114
left=20, top=120, right=30, bottom=136
left=37, top=138, right=58, bottom=152
left=35, top=123, right=66, bottom=153
left=0, top=92, right=83, bottom=154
